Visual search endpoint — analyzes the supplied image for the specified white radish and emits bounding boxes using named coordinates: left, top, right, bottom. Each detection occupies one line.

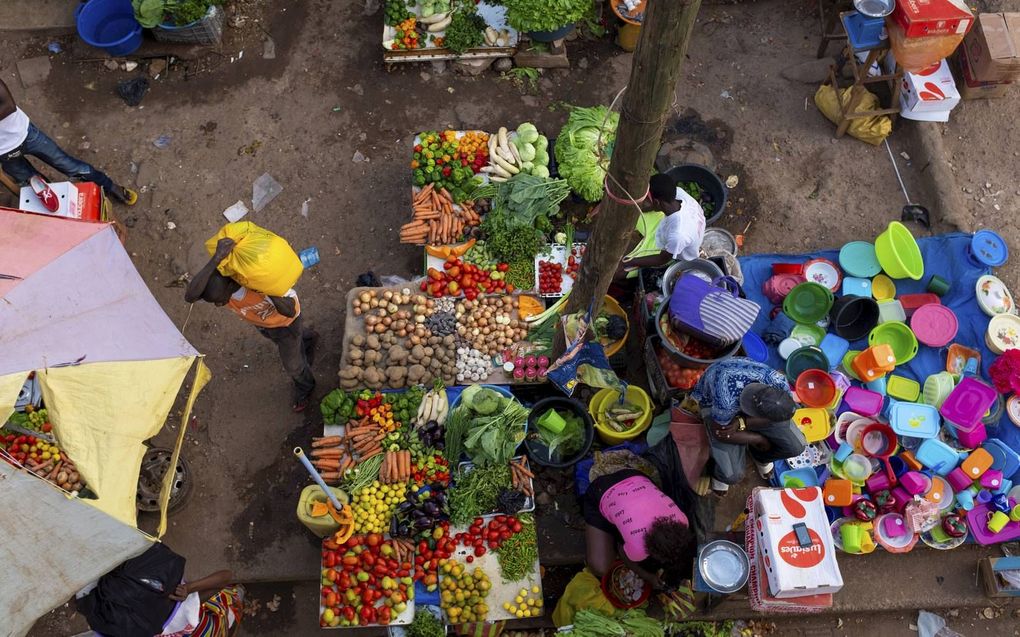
left=492, top=153, right=519, bottom=174
left=507, top=138, right=522, bottom=165
left=490, top=176, right=508, bottom=182
left=498, top=127, right=511, bottom=157
left=428, top=15, right=452, bottom=32
left=484, top=27, right=498, bottom=45
left=419, top=11, right=450, bottom=24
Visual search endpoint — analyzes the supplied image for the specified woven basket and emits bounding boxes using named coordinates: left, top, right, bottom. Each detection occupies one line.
left=153, top=5, right=224, bottom=46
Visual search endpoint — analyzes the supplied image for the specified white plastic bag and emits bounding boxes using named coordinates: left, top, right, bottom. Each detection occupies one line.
left=656, top=187, right=706, bottom=261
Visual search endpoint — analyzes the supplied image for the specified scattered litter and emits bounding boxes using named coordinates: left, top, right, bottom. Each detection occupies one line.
left=917, top=610, right=962, bottom=637
left=720, top=89, right=733, bottom=100
left=116, top=77, right=150, bottom=106
left=266, top=594, right=281, bottom=612
left=248, top=520, right=254, bottom=540
left=153, top=134, right=172, bottom=149
left=982, top=607, right=999, bottom=619
left=104, top=60, right=120, bottom=71
left=47, top=42, right=62, bottom=54
left=238, top=50, right=244, bottom=60
left=252, top=173, right=283, bottom=212
left=301, top=197, right=311, bottom=219
left=299, top=247, right=320, bottom=269
left=353, top=150, right=369, bottom=163
left=166, top=221, right=176, bottom=230
left=262, top=38, right=276, bottom=60
left=84, top=81, right=97, bottom=91
left=223, top=200, right=249, bottom=222
left=900, top=151, right=911, bottom=161
left=123, top=61, right=138, bottom=72
left=331, top=106, right=342, bottom=112
left=725, top=175, right=739, bottom=189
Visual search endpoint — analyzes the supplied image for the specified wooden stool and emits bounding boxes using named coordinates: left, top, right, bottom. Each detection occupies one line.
left=0, top=168, right=18, bottom=195
left=824, top=12, right=902, bottom=139
left=817, top=0, right=853, bottom=58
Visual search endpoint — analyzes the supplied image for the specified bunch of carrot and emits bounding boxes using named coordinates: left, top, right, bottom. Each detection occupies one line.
left=510, top=457, right=534, bottom=497
left=380, top=449, right=412, bottom=484
left=391, top=537, right=416, bottom=561
left=310, top=418, right=385, bottom=482
left=399, top=184, right=481, bottom=245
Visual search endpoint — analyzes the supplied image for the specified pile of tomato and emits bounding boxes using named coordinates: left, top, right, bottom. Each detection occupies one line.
left=320, top=533, right=414, bottom=628
left=537, top=259, right=563, bottom=294
left=656, top=344, right=707, bottom=390
left=454, top=515, right=524, bottom=562
left=413, top=522, right=455, bottom=591
left=422, top=257, right=512, bottom=299
left=565, top=246, right=584, bottom=280
left=412, top=453, right=450, bottom=487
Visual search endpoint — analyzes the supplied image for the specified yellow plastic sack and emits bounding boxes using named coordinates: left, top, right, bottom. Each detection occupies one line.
left=814, top=84, right=892, bottom=146
left=205, top=221, right=302, bottom=296
left=552, top=569, right=618, bottom=627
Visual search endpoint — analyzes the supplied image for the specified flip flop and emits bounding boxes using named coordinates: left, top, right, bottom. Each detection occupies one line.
left=29, top=175, right=59, bottom=212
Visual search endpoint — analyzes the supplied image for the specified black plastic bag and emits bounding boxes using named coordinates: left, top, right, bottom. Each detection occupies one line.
left=116, top=78, right=150, bottom=107
left=77, top=543, right=185, bottom=637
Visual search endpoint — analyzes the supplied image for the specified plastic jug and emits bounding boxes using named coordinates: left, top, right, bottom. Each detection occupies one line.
left=297, top=484, right=349, bottom=538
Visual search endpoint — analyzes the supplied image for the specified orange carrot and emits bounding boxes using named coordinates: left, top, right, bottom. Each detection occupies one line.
left=311, top=448, right=343, bottom=458
left=312, top=436, right=343, bottom=448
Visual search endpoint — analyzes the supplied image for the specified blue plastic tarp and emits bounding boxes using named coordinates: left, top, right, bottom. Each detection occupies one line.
left=737, top=232, right=1020, bottom=478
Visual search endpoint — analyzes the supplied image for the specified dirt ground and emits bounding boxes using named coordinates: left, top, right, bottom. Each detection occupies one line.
left=5, top=0, right=1020, bottom=634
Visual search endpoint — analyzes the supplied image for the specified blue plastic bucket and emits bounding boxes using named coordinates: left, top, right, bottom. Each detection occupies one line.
left=76, top=0, right=143, bottom=57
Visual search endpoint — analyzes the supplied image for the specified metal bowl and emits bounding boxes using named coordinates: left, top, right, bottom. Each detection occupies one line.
left=661, top=258, right=725, bottom=295
left=853, top=0, right=894, bottom=18
left=698, top=540, right=750, bottom=593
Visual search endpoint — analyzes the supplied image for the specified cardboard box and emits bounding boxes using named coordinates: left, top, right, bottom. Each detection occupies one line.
left=955, top=47, right=1014, bottom=99
left=753, top=487, right=844, bottom=599
left=19, top=181, right=81, bottom=218
left=979, top=556, right=1020, bottom=597
left=899, top=59, right=960, bottom=120
left=963, top=13, right=1020, bottom=83
left=893, top=0, right=973, bottom=38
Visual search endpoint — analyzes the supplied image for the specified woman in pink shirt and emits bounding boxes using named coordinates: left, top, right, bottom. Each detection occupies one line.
left=583, top=468, right=696, bottom=589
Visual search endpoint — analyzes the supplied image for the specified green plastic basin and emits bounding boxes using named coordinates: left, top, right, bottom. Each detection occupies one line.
left=875, top=221, right=923, bottom=280
left=868, top=321, right=918, bottom=365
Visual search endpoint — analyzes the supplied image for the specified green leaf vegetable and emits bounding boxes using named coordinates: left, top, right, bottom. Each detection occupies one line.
left=502, top=0, right=593, bottom=34
left=475, top=173, right=571, bottom=263
left=407, top=609, right=446, bottom=637
left=461, top=395, right=528, bottom=467
left=554, top=105, right=620, bottom=202
left=132, top=0, right=222, bottom=28
left=567, top=608, right=664, bottom=637
left=448, top=463, right=511, bottom=525
left=443, top=5, right=486, bottom=55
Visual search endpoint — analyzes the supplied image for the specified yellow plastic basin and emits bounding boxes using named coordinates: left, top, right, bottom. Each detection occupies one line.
left=589, top=385, right=653, bottom=444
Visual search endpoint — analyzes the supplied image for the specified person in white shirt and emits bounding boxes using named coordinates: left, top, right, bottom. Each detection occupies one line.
left=0, top=78, right=137, bottom=205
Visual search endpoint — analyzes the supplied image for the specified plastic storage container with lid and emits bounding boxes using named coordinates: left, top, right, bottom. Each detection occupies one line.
left=940, top=377, right=998, bottom=433
left=968, top=229, right=1009, bottom=268
left=975, top=275, right=1015, bottom=316
left=911, top=304, right=959, bottom=347
left=852, top=344, right=897, bottom=382
left=877, top=300, right=907, bottom=324
left=793, top=407, right=831, bottom=442
left=922, top=372, right=955, bottom=407
left=842, top=386, right=885, bottom=417
left=914, top=438, right=961, bottom=475
left=819, top=334, right=850, bottom=372
left=987, top=313, right=1020, bottom=355
left=889, top=402, right=941, bottom=439
left=842, top=277, right=872, bottom=297
left=887, top=375, right=920, bottom=401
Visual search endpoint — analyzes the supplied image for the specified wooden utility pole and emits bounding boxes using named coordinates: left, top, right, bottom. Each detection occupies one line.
left=564, top=0, right=702, bottom=316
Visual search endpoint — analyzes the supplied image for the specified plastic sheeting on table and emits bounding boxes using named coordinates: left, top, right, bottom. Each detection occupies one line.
left=737, top=233, right=1020, bottom=478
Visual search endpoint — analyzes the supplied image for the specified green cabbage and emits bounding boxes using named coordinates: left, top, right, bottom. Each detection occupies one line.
left=516, top=122, right=539, bottom=144
left=554, top=106, right=619, bottom=202
left=462, top=385, right=503, bottom=416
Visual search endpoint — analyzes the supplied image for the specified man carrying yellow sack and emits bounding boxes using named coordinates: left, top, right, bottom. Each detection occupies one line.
left=186, top=237, right=318, bottom=412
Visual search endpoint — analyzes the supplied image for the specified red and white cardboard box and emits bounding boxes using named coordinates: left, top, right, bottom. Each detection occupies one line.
left=753, top=487, right=844, bottom=599
left=19, top=181, right=81, bottom=218
left=893, top=0, right=974, bottom=38
left=899, top=59, right=961, bottom=121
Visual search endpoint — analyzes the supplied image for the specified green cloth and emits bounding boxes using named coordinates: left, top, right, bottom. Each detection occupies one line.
left=622, top=211, right=666, bottom=278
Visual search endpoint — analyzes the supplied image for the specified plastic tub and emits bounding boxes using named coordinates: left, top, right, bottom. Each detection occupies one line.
left=887, top=375, right=920, bottom=401
left=590, top=386, right=653, bottom=445
left=975, top=275, right=1015, bottom=316
left=75, top=0, right=142, bottom=57
left=794, top=407, right=831, bottom=442
left=665, top=164, right=728, bottom=226
left=877, top=300, right=906, bottom=324
left=875, top=221, right=924, bottom=280
left=842, top=277, right=872, bottom=297
left=940, top=377, right=998, bottom=433
left=525, top=397, right=594, bottom=468
left=986, top=313, right=1020, bottom=355
left=889, top=402, right=941, bottom=439
left=868, top=322, right=918, bottom=365
left=842, top=387, right=884, bottom=417
left=785, top=346, right=830, bottom=383
left=910, top=304, right=958, bottom=347
left=830, top=295, right=879, bottom=341
left=839, top=241, right=882, bottom=278
left=784, top=282, right=834, bottom=324
left=819, top=334, right=850, bottom=372
left=796, top=369, right=837, bottom=408
left=922, top=372, right=956, bottom=408
left=852, top=344, right=897, bottom=382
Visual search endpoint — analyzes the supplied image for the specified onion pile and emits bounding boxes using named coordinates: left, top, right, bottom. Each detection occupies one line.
left=455, top=297, right=527, bottom=356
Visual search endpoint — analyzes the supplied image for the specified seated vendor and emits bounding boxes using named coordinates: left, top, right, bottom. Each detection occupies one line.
left=614, top=174, right=706, bottom=281
left=690, top=358, right=808, bottom=494
left=583, top=468, right=696, bottom=590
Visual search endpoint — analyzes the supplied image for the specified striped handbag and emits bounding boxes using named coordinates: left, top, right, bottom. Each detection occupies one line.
left=667, top=274, right=760, bottom=347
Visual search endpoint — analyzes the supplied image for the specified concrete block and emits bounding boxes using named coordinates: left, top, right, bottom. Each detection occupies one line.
left=514, top=43, right=569, bottom=69
left=0, top=0, right=76, bottom=35
left=16, top=56, right=52, bottom=88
